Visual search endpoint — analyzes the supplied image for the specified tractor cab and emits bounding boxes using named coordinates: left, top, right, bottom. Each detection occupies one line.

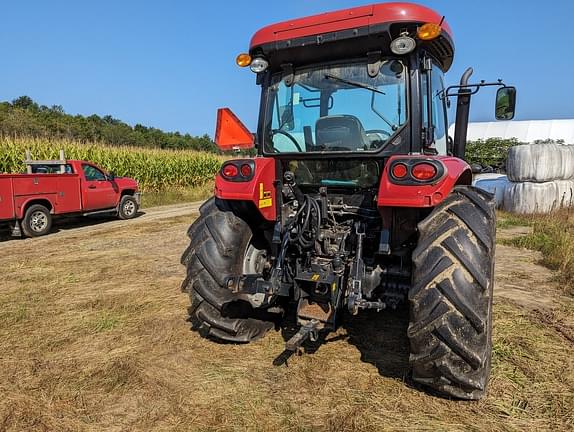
left=250, top=3, right=452, bottom=159
left=183, top=3, right=516, bottom=400
left=217, top=3, right=513, bottom=160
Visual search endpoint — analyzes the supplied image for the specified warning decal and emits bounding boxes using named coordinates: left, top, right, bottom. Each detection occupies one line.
left=258, top=182, right=273, bottom=208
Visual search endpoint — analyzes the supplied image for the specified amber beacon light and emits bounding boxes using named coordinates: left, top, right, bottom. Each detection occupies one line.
left=236, top=53, right=252, bottom=67
left=417, top=21, right=443, bottom=41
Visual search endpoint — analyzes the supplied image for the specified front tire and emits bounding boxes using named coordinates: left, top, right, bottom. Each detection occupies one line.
left=408, top=186, right=495, bottom=400
left=118, top=195, right=138, bottom=220
left=180, top=198, right=275, bottom=343
left=22, top=204, right=52, bottom=237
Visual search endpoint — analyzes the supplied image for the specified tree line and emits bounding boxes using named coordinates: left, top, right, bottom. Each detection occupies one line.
left=0, top=96, right=218, bottom=152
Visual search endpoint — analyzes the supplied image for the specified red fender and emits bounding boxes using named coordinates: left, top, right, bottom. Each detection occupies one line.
left=214, top=157, right=277, bottom=221
left=377, top=155, right=472, bottom=208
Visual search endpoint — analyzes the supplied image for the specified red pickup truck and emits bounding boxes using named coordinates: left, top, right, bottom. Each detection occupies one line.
left=0, top=160, right=140, bottom=237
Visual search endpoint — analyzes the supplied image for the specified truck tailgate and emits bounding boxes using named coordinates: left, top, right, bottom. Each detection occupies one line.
left=0, top=177, right=16, bottom=221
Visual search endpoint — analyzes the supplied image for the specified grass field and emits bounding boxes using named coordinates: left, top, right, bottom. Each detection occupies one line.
left=498, top=209, right=574, bottom=296
left=0, top=136, right=224, bottom=192
left=1, top=210, right=573, bottom=431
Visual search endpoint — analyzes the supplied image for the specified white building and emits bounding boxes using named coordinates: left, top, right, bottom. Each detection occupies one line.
left=448, top=119, right=574, bottom=143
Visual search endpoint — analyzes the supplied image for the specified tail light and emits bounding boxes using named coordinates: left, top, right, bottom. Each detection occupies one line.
left=388, top=159, right=444, bottom=184
left=240, top=163, right=252, bottom=177
left=222, top=163, right=239, bottom=179
left=220, top=160, right=255, bottom=182
left=391, top=163, right=408, bottom=179
left=412, top=163, right=437, bottom=180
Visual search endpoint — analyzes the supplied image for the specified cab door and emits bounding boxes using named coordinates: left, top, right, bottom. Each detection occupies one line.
left=81, top=164, right=118, bottom=211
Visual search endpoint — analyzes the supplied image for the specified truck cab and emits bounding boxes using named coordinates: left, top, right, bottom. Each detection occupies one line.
left=0, top=158, right=140, bottom=237
left=71, top=160, right=139, bottom=211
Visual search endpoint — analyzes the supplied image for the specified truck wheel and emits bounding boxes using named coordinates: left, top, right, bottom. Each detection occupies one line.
left=118, top=195, right=138, bottom=220
left=408, top=186, right=495, bottom=400
left=180, top=198, right=275, bottom=343
left=22, top=204, right=53, bottom=237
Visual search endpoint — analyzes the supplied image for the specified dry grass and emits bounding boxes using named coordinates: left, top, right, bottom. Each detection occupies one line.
left=1, top=215, right=573, bottom=431
left=499, top=209, right=574, bottom=296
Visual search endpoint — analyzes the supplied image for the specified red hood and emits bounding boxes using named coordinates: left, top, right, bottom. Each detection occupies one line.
left=114, top=176, right=139, bottom=191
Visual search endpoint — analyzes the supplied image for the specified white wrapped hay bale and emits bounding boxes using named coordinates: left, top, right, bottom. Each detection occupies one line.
left=472, top=174, right=509, bottom=209
left=503, top=182, right=557, bottom=214
left=503, top=180, right=574, bottom=214
left=507, top=143, right=574, bottom=182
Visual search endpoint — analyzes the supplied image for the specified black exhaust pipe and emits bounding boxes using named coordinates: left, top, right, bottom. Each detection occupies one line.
left=453, top=67, right=473, bottom=159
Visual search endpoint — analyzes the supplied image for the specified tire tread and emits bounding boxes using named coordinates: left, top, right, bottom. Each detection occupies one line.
left=181, top=198, right=273, bottom=343
left=409, top=186, right=495, bottom=400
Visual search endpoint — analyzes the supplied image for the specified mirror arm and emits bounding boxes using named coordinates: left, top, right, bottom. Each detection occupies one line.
left=443, top=79, right=507, bottom=99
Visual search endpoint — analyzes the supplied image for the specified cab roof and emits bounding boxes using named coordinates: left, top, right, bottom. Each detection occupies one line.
left=251, top=3, right=452, bottom=48
left=249, top=2, right=454, bottom=71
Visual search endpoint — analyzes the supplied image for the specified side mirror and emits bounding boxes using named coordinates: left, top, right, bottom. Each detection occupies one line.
left=108, top=172, right=116, bottom=181
left=214, top=108, right=255, bottom=151
left=495, top=86, right=516, bottom=120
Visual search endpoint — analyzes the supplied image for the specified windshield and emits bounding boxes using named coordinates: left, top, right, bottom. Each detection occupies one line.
left=264, top=59, right=407, bottom=154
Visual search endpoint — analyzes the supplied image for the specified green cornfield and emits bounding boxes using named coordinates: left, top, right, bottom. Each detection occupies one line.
left=0, top=136, right=225, bottom=192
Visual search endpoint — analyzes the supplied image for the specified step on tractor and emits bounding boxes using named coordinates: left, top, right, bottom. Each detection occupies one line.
left=181, top=3, right=516, bottom=399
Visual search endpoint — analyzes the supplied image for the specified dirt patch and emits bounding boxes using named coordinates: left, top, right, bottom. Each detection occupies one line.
left=494, top=243, right=560, bottom=310
left=497, top=225, right=532, bottom=241
left=1, top=211, right=573, bottom=431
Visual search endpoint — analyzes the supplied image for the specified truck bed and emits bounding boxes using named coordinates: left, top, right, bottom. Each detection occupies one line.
left=0, top=173, right=82, bottom=221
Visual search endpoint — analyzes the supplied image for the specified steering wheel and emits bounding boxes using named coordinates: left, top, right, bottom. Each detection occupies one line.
left=271, top=129, right=304, bottom=153
left=366, top=129, right=392, bottom=138
left=365, top=129, right=392, bottom=149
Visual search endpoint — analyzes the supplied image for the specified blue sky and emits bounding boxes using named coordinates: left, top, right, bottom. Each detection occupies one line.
left=1, top=0, right=572, bottom=136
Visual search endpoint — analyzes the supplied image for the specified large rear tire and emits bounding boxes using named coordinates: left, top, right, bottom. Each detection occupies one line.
left=408, top=186, right=495, bottom=400
left=180, top=198, right=275, bottom=343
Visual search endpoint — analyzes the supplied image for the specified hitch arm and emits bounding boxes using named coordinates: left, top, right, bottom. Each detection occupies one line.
left=285, top=319, right=320, bottom=352
left=347, top=223, right=366, bottom=315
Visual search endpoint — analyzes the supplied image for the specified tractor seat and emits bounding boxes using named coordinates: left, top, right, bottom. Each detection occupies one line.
left=315, top=115, right=369, bottom=151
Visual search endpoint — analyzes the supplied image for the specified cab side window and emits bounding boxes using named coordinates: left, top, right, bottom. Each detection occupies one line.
left=31, top=164, right=74, bottom=174
left=82, top=164, right=106, bottom=181
left=422, top=63, right=448, bottom=154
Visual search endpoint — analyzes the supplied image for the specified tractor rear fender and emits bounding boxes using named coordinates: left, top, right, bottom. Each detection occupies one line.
left=377, top=155, right=472, bottom=208
left=214, top=157, right=277, bottom=221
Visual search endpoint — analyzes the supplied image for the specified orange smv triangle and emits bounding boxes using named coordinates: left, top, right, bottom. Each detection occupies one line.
left=214, top=108, right=255, bottom=151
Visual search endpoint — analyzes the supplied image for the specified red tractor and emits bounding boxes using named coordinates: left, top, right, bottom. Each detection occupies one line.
left=181, top=3, right=516, bottom=399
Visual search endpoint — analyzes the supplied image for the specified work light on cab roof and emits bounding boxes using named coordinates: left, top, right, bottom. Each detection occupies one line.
left=236, top=53, right=270, bottom=73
